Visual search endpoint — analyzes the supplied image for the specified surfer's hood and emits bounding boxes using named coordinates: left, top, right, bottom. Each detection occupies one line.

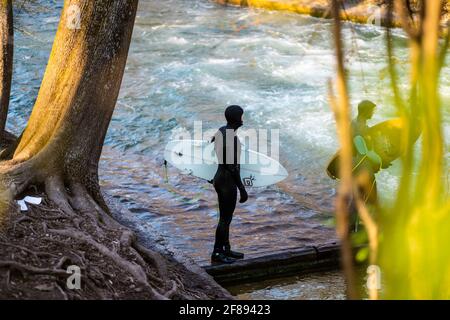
left=225, top=105, right=243, bottom=130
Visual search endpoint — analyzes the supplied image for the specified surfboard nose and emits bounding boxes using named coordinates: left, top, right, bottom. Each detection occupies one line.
left=279, top=165, right=288, bottom=178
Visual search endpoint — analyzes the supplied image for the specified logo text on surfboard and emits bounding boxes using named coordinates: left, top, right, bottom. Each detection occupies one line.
left=243, top=175, right=255, bottom=187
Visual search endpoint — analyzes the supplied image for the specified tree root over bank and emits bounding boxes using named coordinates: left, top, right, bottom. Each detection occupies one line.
left=0, top=192, right=229, bottom=300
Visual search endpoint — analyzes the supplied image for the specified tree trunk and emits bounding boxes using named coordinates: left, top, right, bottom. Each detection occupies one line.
left=0, top=0, right=204, bottom=300
left=0, top=0, right=138, bottom=212
left=0, top=0, right=13, bottom=143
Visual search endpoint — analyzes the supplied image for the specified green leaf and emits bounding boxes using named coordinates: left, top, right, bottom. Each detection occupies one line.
left=351, top=229, right=368, bottom=244
left=356, top=247, right=369, bottom=262
left=322, top=217, right=336, bottom=227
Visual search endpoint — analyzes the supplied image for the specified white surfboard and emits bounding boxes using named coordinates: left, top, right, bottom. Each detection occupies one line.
left=164, top=139, right=288, bottom=187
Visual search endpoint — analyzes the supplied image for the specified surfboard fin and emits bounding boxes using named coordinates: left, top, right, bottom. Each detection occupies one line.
left=163, top=160, right=169, bottom=183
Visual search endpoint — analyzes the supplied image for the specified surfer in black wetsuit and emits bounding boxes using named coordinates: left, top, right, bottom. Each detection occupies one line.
left=350, top=100, right=378, bottom=230
left=210, top=105, right=248, bottom=264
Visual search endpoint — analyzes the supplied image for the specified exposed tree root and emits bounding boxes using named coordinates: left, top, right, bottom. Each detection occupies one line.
left=47, top=228, right=163, bottom=298
left=0, top=241, right=58, bottom=259
left=134, top=242, right=168, bottom=280
left=0, top=261, right=67, bottom=276
left=45, top=176, right=76, bottom=217
left=0, top=184, right=230, bottom=299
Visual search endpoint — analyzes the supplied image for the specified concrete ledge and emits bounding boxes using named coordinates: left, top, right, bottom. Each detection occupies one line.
left=203, top=243, right=341, bottom=285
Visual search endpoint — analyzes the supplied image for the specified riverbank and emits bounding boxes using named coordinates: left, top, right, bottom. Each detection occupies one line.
left=214, top=0, right=449, bottom=27
left=0, top=192, right=232, bottom=300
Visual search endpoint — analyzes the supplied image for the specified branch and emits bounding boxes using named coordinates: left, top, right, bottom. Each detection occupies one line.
left=0, top=260, right=67, bottom=276
left=330, top=0, right=359, bottom=300
left=394, top=0, right=421, bottom=41
left=353, top=180, right=379, bottom=300
left=386, top=1, right=408, bottom=114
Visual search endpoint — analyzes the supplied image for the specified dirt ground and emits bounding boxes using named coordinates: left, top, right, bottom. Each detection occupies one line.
left=0, top=191, right=232, bottom=300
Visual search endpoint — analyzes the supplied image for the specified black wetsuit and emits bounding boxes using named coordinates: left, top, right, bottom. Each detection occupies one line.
left=351, top=117, right=371, bottom=147
left=212, top=106, right=247, bottom=255
left=350, top=116, right=377, bottom=230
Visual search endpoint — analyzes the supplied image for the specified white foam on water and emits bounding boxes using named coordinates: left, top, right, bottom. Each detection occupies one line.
left=166, top=36, right=189, bottom=45
left=206, top=58, right=239, bottom=65
left=271, top=58, right=334, bottom=84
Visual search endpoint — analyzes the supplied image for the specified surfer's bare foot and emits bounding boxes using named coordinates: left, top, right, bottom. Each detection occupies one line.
left=211, top=252, right=236, bottom=264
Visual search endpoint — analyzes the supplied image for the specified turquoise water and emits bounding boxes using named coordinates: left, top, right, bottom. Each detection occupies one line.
left=9, top=0, right=449, bottom=299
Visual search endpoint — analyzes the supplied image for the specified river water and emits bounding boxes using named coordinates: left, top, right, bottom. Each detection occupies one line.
left=10, top=0, right=450, bottom=299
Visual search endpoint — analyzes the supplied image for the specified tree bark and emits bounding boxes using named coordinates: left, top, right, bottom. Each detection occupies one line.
left=0, top=0, right=13, bottom=143
left=0, top=0, right=138, bottom=210
left=0, top=0, right=212, bottom=300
